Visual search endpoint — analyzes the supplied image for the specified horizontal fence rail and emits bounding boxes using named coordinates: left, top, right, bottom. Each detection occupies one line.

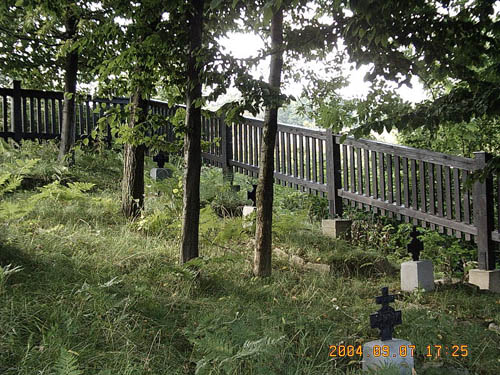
left=1, top=81, right=498, bottom=270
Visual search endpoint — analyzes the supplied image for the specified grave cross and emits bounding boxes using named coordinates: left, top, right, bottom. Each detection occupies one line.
left=407, top=226, right=423, bottom=261
left=369, top=287, right=402, bottom=341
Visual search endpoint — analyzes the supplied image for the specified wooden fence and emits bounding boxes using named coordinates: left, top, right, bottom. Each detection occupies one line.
left=1, top=81, right=498, bottom=271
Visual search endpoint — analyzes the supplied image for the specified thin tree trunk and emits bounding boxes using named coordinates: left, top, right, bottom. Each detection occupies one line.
left=180, top=0, right=204, bottom=264
left=254, top=7, right=284, bottom=277
left=121, top=89, right=147, bottom=218
left=58, top=11, right=78, bottom=163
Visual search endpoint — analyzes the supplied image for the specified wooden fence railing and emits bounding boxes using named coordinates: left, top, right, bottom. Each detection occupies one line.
left=1, top=81, right=498, bottom=270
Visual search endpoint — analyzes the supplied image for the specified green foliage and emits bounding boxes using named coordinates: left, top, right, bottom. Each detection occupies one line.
left=419, top=229, right=476, bottom=281
left=0, top=148, right=499, bottom=374
left=398, top=117, right=500, bottom=158
left=0, top=264, right=22, bottom=294
left=51, top=349, right=82, bottom=375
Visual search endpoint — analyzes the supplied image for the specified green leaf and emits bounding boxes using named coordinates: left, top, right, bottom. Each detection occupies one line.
left=210, top=0, right=223, bottom=9
left=263, top=4, right=273, bottom=24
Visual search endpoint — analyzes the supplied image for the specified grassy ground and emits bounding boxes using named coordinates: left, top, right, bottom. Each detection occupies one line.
left=0, top=141, right=499, bottom=374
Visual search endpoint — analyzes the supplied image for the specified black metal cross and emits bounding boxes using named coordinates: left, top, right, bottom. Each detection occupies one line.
left=407, top=226, right=423, bottom=261
left=370, top=287, right=402, bottom=341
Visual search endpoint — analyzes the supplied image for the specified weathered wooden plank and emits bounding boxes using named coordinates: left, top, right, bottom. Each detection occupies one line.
left=342, top=144, right=348, bottom=191
left=275, top=130, right=281, bottom=183
left=51, top=99, right=57, bottom=134
left=419, top=160, right=426, bottom=227
left=436, top=164, right=444, bottom=233
left=299, top=134, right=304, bottom=184
left=287, top=132, right=292, bottom=185
left=428, top=163, right=436, bottom=230
left=2, top=95, right=8, bottom=132
left=293, top=134, right=298, bottom=188
left=305, top=136, right=311, bottom=181
left=387, top=154, right=394, bottom=218
left=364, top=149, right=370, bottom=196
left=379, top=152, right=386, bottom=215
left=243, top=123, right=248, bottom=174
left=22, top=96, right=28, bottom=132
left=462, top=170, right=471, bottom=241
left=338, top=190, right=478, bottom=235
left=319, top=139, right=325, bottom=185
left=445, top=167, right=452, bottom=235
left=402, top=157, right=410, bottom=223
left=371, top=150, right=378, bottom=213
left=339, top=136, right=475, bottom=170
left=248, top=124, right=254, bottom=173
left=281, top=131, right=286, bottom=185
left=58, top=99, right=63, bottom=134
left=312, top=137, right=318, bottom=183
left=410, top=159, right=417, bottom=225
left=453, top=168, right=462, bottom=238
left=29, top=97, right=35, bottom=133
left=356, top=148, right=363, bottom=209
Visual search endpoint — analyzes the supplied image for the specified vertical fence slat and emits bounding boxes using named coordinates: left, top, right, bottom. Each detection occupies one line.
left=453, top=168, right=462, bottom=238
left=312, top=137, right=317, bottom=184
left=275, top=130, right=280, bottom=182
left=51, top=99, right=57, bottom=134
left=342, top=144, right=348, bottom=192
left=287, top=132, right=292, bottom=185
left=444, top=166, right=452, bottom=235
left=293, top=134, right=298, bottom=187
left=306, top=136, right=311, bottom=182
left=473, top=152, right=495, bottom=270
left=357, top=148, right=363, bottom=209
left=243, top=123, right=248, bottom=169
left=319, top=139, right=325, bottom=188
left=371, top=150, right=378, bottom=213
left=299, top=134, right=304, bottom=188
left=22, top=96, right=28, bottom=132
left=281, top=131, right=286, bottom=185
left=403, top=157, right=410, bottom=223
left=428, top=163, right=436, bottom=230
left=325, top=130, right=343, bottom=217
left=350, top=146, right=356, bottom=192
left=419, top=160, right=426, bottom=227
left=364, top=149, right=370, bottom=197
left=436, top=164, right=444, bottom=233
left=387, top=154, right=394, bottom=218
left=248, top=124, right=254, bottom=174
left=29, top=97, right=35, bottom=134
left=2, top=95, right=8, bottom=132
left=379, top=152, right=386, bottom=215
left=410, top=159, right=417, bottom=225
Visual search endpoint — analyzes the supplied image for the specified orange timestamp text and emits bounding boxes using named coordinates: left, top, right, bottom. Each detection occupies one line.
left=329, top=344, right=469, bottom=358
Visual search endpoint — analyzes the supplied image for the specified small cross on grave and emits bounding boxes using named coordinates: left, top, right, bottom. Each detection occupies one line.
left=407, top=226, right=423, bottom=261
left=370, top=287, right=402, bottom=341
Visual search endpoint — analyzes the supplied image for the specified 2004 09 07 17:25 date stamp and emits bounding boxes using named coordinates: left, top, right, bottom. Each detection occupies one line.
left=329, top=344, right=469, bottom=358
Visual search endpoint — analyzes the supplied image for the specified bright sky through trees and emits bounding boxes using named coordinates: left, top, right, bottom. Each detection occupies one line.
left=220, top=31, right=428, bottom=104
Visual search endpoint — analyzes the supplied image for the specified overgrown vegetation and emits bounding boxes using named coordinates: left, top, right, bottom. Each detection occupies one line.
left=0, top=141, right=498, bottom=374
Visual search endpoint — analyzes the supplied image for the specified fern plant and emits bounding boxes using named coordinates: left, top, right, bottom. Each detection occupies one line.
left=51, top=349, right=82, bottom=375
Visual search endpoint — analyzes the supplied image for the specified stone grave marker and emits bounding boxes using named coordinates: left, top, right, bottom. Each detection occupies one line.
left=363, top=287, right=414, bottom=374
left=401, top=227, right=434, bottom=292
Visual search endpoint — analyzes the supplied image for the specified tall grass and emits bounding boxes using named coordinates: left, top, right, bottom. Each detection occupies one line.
left=0, top=141, right=498, bottom=374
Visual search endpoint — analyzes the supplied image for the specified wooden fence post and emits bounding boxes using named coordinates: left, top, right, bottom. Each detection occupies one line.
left=325, top=129, right=343, bottom=218
left=12, top=80, right=22, bottom=143
left=473, top=151, right=495, bottom=270
left=220, top=115, right=233, bottom=184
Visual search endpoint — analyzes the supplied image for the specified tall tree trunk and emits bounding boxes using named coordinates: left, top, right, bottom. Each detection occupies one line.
left=180, top=0, right=204, bottom=264
left=121, top=89, right=147, bottom=218
left=254, top=7, right=284, bottom=277
left=58, top=11, right=78, bottom=163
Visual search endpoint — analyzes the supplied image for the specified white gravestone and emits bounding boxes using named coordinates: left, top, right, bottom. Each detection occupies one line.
left=362, top=287, right=415, bottom=374
left=401, top=260, right=434, bottom=292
